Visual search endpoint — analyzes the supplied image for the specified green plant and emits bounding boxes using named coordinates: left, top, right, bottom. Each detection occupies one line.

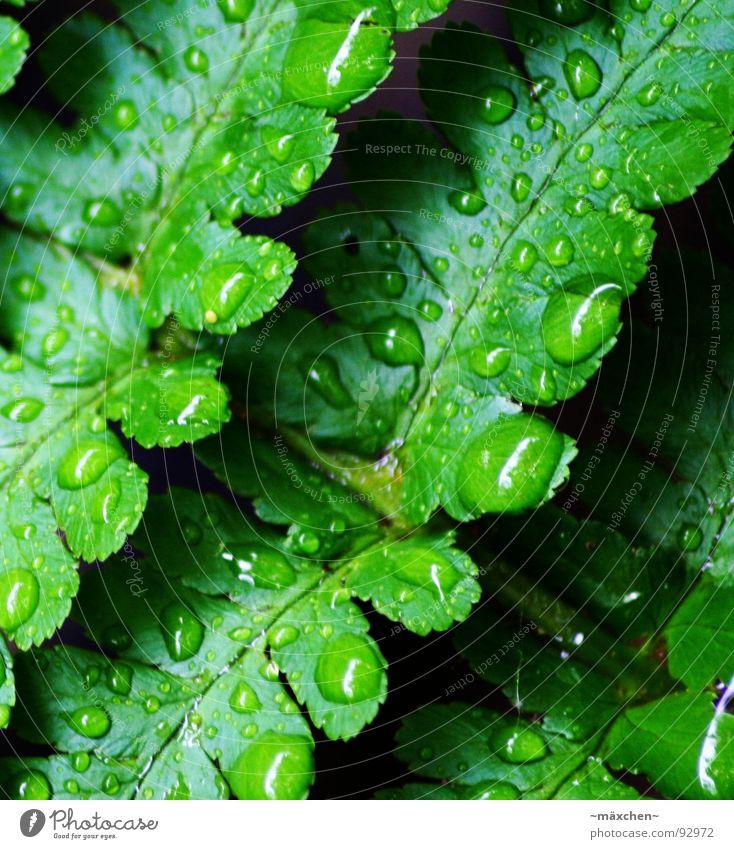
left=0, top=0, right=733, bottom=800
left=382, top=251, right=734, bottom=799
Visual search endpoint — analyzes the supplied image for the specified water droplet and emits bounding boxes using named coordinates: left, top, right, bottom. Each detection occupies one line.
left=469, top=346, right=511, bottom=378
left=589, top=164, right=611, bottom=189
left=529, top=365, right=557, bottom=405
left=367, top=317, right=424, bottom=367
left=315, top=632, right=383, bottom=704
left=8, top=769, right=51, bottom=800
left=306, top=357, right=352, bottom=409
left=92, top=480, right=121, bottom=525
left=262, top=126, right=294, bottom=163
left=218, top=0, right=254, bottom=23
left=106, top=662, right=133, bottom=695
left=458, top=415, right=565, bottom=514
left=0, top=568, right=39, bottom=630
left=563, top=50, right=602, bottom=100
left=636, top=81, right=663, bottom=107
left=479, top=85, right=515, bottom=124
left=102, top=773, right=120, bottom=795
left=160, top=602, right=205, bottom=662
left=10, top=274, right=45, bottom=301
left=65, top=706, right=111, bottom=739
left=546, top=235, right=574, bottom=267
left=290, top=161, right=315, bottom=192
left=418, top=299, right=443, bottom=321
left=230, top=680, right=262, bottom=713
left=184, top=46, right=209, bottom=74
left=379, top=267, right=407, bottom=297
left=448, top=190, right=486, bottom=216
left=510, top=240, right=538, bottom=272
left=82, top=198, right=121, bottom=227
left=540, top=0, right=593, bottom=24
left=629, top=0, right=651, bottom=10
left=226, top=731, right=314, bottom=800
left=182, top=519, right=203, bottom=545
left=470, top=781, right=521, bottom=800
left=678, top=524, right=703, bottom=552
left=0, top=704, right=9, bottom=728
left=1, top=397, right=44, bottom=423
left=505, top=167, right=531, bottom=203
left=575, top=142, right=594, bottom=162
left=57, top=441, right=123, bottom=490
left=113, top=100, right=139, bottom=131
left=71, top=752, right=91, bottom=773
left=223, top=544, right=297, bottom=589
left=491, top=725, right=547, bottom=763
left=201, top=264, right=253, bottom=323
left=394, top=547, right=460, bottom=603
left=269, top=624, right=300, bottom=650
left=42, top=327, right=69, bottom=357
left=101, top=624, right=132, bottom=652
left=542, top=277, right=623, bottom=365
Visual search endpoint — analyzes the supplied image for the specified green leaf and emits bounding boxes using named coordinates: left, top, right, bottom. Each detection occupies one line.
left=0, top=0, right=452, bottom=334
left=0, top=230, right=229, bottom=649
left=233, top=2, right=734, bottom=526
left=0, top=15, right=28, bottom=94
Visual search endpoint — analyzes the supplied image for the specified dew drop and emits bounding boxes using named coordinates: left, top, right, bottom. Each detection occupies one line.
left=458, top=415, right=565, bottom=514
left=290, top=161, right=315, bottom=192
left=469, top=346, right=511, bottom=378
left=479, top=85, right=516, bottom=124
left=546, top=235, right=574, bottom=267
left=540, top=0, right=593, bottom=25
left=226, top=731, right=314, bottom=800
left=563, top=50, right=602, bottom=100
left=491, top=725, right=547, bottom=763
left=367, top=317, right=424, bottom=367
left=57, top=441, right=123, bottom=490
left=42, top=327, right=69, bottom=357
left=314, top=633, right=383, bottom=704
left=542, top=277, right=623, bottom=365
left=229, top=680, right=262, bottom=713
left=269, top=624, right=300, bottom=649
left=218, top=0, right=254, bottom=22
left=8, top=769, right=51, bottom=800
left=306, top=356, right=352, bottom=409
left=678, top=524, right=703, bottom=552
left=65, top=706, right=111, bottom=739
left=262, top=126, right=294, bottom=163
left=201, top=264, right=254, bottom=323
left=1, top=397, right=44, bottom=423
left=448, top=190, right=486, bottom=216
left=0, top=568, right=39, bottom=630
left=106, top=661, right=133, bottom=696
left=222, top=544, right=297, bottom=589
left=10, top=274, right=45, bottom=301
left=82, top=198, right=121, bottom=227
left=394, top=547, right=460, bottom=603
left=184, top=46, right=209, bottom=74
left=160, top=602, right=205, bottom=662
left=113, top=100, right=139, bottom=131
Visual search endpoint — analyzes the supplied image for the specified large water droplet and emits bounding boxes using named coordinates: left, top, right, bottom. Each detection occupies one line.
left=315, top=632, right=383, bottom=704
left=0, top=568, right=39, bottom=630
left=65, top=706, right=111, bottom=739
left=42, top=327, right=69, bottom=357
left=491, top=725, right=547, bottom=763
left=448, top=190, right=486, bottom=216
left=226, top=731, right=314, bottom=800
left=218, top=0, right=253, bottom=22
left=678, top=524, right=703, bottom=552
left=470, top=781, right=522, bottom=800
left=8, top=769, right=52, bottom=800
left=564, top=50, right=602, bottom=100
left=394, top=547, right=460, bottom=603
left=161, top=602, right=205, bottom=662
left=367, top=317, right=424, bottom=367
left=379, top=267, right=407, bottom=297
left=458, top=415, right=565, bottom=514
left=106, top=661, right=133, bottom=695
left=479, top=85, right=515, bottom=124
left=269, top=624, right=300, bottom=649
left=57, top=441, right=123, bottom=490
left=10, top=274, right=45, bottom=302
left=230, top=680, right=262, bottom=713
left=469, top=346, right=511, bottom=378
left=306, top=357, right=352, bottom=409
left=112, top=100, right=139, bottom=131
left=184, top=46, right=209, bottom=74
left=222, top=544, right=297, bottom=589
left=201, top=264, right=253, bottom=323
left=83, top=198, right=121, bottom=227
left=542, top=277, right=623, bottom=365
left=1, top=397, right=44, bottom=423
